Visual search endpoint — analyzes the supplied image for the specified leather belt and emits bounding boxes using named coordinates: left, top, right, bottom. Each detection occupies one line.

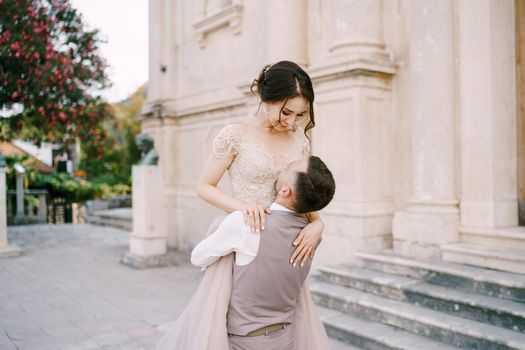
left=229, top=323, right=291, bottom=337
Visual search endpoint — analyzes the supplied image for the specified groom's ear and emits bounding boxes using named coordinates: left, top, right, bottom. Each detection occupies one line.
left=279, top=185, right=292, bottom=197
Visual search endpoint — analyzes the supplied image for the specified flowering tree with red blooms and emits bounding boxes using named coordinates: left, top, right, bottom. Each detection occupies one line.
left=0, top=0, right=111, bottom=155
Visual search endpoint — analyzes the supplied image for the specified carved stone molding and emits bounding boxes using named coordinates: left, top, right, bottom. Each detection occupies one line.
left=193, top=2, right=243, bottom=48
left=309, top=57, right=397, bottom=86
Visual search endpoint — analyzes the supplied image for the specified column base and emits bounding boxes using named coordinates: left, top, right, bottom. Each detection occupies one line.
left=129, top=235, right=167, bottom=257
left=120, top=250, right=186, bottom=269
left=393, top=239, right=442, bottom=259
left=314, top=212, right=393, bottom=267
left=461, top=199, right=518, bottom=228
left=0, top=244, right=22, bottom=258
left=392, top=209, right=459, bottom=259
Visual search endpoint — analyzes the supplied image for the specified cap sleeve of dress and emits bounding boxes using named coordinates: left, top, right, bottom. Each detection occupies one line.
left=212, top=124, right=240, bottom=159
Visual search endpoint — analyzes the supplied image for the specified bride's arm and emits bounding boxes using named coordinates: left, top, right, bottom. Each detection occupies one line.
left=196, top=153, right=244, bottom=213
left=290, top=211, right=324, bottom=267
left=196, top=153, right=270, bottom=232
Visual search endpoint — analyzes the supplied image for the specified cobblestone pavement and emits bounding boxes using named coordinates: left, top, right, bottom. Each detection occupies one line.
left=1, top=224, right=355, bottom=350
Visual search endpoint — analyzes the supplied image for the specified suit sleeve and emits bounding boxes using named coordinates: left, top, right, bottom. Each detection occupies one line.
left=190, top=211, right=244, bottom=268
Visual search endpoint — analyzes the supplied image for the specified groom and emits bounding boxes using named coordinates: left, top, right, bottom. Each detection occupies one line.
left=191, top=155, right=336, bottom=350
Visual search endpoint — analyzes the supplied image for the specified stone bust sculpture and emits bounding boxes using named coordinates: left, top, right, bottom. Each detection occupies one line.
left=135, top=133, right=159, bottom=165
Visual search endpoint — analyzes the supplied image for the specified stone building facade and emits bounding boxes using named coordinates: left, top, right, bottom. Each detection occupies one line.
left=139, top=0, right=525, bottom=273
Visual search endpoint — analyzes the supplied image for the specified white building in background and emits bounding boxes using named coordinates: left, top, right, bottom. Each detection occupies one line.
left=12, top=140, right=56, bottom=167
left=140, top=0, right=525, bottom=273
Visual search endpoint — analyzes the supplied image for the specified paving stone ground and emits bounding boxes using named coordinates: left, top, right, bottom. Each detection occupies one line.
left=0, top=223, right=357, bottom=350
left=1, top=224, right=199, bottom=350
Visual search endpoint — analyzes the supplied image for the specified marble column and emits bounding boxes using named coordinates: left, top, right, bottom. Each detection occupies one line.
left=308, top=0, right=397, bottom=267
left=0, top=163, right=21, bottom=257
left=392, top=0, right=459, bottom=258
left=458, top=0, right=518, bottom=228
left=328, top=0, right=389, bottom=61
left=266, top=0, right=307, bottom=66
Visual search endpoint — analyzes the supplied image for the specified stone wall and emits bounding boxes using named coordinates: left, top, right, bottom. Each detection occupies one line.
left=141, top=0, right=522, bottom=267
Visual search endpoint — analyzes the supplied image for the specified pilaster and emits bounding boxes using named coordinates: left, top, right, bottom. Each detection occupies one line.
left=309, top=0, right=397, bottom=267
left=392, top=0, right=459, bottom=259
left=458, top=0, right=518, bottom=229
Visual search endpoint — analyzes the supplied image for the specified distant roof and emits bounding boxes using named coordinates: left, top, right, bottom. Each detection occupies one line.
left=0, top=142, right=55, bottom=173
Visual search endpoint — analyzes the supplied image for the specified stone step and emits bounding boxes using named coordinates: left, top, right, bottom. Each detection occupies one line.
left=330, top=337, right=365, bottom=350
left=318, top=265, right=525, bottom=332
left=442, top=243, right=525, bottom=274
left=317, top=305, right=461, bottom=350
left=311, top=279, right=525, bottom=349
left=316, top=305, right=367, bottom=350
left=86, top=215, right=132, bottom=231
left=357, top=251, right=525, bottom=303
left=459, top=226, right=525, bottom=251
left=86, top=208, right=133, bottom=231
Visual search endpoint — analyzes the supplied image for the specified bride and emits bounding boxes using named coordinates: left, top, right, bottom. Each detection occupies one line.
left=157, top=61, right=331, bottom=350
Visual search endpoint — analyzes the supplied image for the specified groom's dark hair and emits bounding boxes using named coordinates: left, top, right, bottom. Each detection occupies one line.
left=293, top=156, right=336, bottom=214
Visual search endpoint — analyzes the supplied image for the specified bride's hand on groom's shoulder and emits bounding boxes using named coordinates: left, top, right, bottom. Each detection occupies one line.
left=290, top=219, right=324, bottom=267
left=241, top=202, right=271, bottom=233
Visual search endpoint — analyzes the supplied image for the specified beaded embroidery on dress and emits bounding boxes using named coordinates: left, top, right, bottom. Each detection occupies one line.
left=213, top=124, right=310, bottom=208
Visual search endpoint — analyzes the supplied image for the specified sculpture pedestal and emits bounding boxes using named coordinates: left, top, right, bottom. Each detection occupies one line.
left=0, top=244, right=22, bottom=258
left=121, top=165, right=172, bottom=268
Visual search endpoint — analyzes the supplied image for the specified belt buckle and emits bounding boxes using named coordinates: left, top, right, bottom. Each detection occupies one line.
left=266, top=323, right=285, bottom=336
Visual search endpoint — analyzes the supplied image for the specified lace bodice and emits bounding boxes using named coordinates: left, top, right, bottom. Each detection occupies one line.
left=213, top=124, right=310, bottom=208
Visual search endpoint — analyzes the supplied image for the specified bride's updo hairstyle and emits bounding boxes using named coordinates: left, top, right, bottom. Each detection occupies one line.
left=250, top=60, right=315, bottom=134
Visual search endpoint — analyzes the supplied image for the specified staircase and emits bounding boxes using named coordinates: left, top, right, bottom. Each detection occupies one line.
left=85, top=208, right=133, bottom=231
left=442, top=226, right=525, bottom=274
left=311, top=251, right=525, bottom=350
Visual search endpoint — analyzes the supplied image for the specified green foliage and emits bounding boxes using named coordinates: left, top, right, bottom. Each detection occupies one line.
left=31, top=171, right=99, bottom=202
left=1, top=0, right=143, bottom=196
left=4, top=154, right=98, bottom=201
left=4, top=153, right=30, bottom=189
left=78, top=86, right=144, bottom=186
left=0, top=0, right=111, bottom=146
left=94, top=182, right=131, bottom=198
left=3, top=153, right=130, bottom=202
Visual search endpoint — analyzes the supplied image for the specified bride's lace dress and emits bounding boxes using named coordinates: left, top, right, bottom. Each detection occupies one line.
left=213, top=123, right=310, bottom=207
